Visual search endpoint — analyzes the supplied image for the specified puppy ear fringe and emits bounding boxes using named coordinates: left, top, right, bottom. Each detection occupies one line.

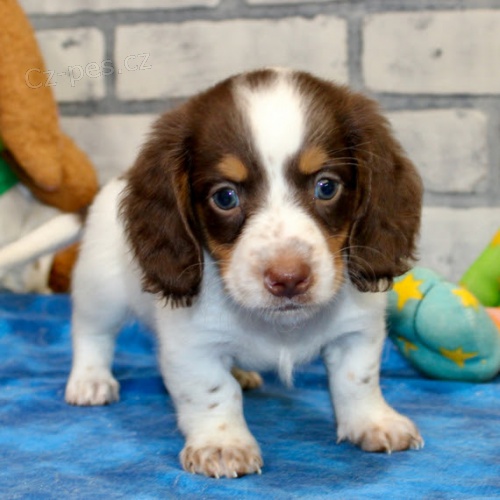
left=160, top=294, right=197, bottom=309
left=141, top=278, right=200, bottom=308
left=344, top=93, right=423, bottom=293
left=120, top=106, right=204, bottom=306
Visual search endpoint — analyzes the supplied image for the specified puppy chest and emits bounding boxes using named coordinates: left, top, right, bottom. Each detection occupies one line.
left=231, top=326, right=327, bottom=376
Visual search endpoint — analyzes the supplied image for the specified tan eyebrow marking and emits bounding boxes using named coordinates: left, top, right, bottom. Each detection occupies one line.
left=216, top=155, right=249, bottom=183
left=298, top=146, right=329, bottom=175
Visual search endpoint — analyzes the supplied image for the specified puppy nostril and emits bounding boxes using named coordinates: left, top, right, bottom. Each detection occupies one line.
left=264, top=262, right=312, bottom=298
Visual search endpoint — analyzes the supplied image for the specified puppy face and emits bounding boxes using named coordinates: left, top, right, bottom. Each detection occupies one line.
left=190, top=73, right=359, bottom=322
left=122, top=69, right=422, bottom=321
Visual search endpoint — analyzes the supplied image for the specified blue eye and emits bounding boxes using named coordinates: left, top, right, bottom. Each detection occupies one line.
left=212, top=187, right=240, bottom=210
left=314, top=178, right=339, bottom=200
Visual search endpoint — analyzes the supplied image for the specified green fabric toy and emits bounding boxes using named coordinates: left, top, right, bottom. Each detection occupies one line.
left=0, top=139, right=18, bottom=196
left=388, top=267, right=500, bottom=382
left=460, top=230, right=500, bottom=307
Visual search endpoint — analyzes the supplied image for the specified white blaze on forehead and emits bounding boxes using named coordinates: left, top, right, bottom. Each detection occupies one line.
left=236, top=74, right=305, bottom=170
left=224, top=73, right=339, bottom=318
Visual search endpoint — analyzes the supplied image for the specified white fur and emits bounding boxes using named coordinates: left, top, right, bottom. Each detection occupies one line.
left=237, top=72, right=304, bottom=169
left=65, top=73, right=423, bottom=478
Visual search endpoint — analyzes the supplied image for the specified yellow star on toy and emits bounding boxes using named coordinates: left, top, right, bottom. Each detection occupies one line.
left=393, top=273, right=424, bottom=310
left=397, top=336, right=418, bottom=355
left=452, top=287, right=479, bottom=310
left=439, top=346, right=478, bottom=368
left=491, top=230, right=500, bottom=247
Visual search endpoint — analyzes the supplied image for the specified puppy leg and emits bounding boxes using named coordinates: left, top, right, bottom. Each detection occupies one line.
left=64, top=179, right=132, bottom=406
left=160, top=346, right=263, bottom=478
left=65, top=304, right=124, bottom=406
left=323, top=328, right=423, bottom=453
left=65, top=261, right=127, bottom=406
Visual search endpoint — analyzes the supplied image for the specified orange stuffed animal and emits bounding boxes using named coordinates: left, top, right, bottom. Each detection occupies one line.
left=0, top=0, right=98, bottom=291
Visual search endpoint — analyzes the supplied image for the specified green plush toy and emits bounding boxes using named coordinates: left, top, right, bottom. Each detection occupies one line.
left=388, top=267, right=500, bottom=382
left=0, top=139, right=18, bottom=196
left=460, top=230, right=500, bottom=307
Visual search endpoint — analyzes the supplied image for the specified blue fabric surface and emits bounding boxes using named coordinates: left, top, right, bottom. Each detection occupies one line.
left=1, top=293, right=499, bottom=499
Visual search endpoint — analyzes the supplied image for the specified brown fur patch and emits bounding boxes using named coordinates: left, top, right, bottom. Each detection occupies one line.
left=231, top=368, right=263, bottom=390
left=216, top=155, right=249, bottom=183
left=324, top=228, right=348, bottom=293
left=205, top=236, right=233, bottom=279
left=298, top=146, right=329, bottom=176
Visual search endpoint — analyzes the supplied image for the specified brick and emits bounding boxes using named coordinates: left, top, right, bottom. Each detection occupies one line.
left=419, top=207, right=500, bottom=283
left=61, top=114, right=156, bottom=182
left=35, top=28, right=106, bottom=102
left=115, top=16, right=347, bottom=100
left=20, top=0, right=219, bottom=14
left=247, top=0, right=330, bottom=3
left=388, top=109, right=489, bottom=193
left=363, top=10, right=500, bottom=94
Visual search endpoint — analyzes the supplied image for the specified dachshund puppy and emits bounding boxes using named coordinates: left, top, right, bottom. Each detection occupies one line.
left=65, top=68, right=424, bottom=478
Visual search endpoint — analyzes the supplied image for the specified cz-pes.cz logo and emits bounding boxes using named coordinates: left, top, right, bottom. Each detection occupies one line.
left=25, top=53, right=152, bottom=88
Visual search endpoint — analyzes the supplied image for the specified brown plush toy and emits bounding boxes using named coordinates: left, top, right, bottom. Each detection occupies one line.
left=0, top=0, right=98, bottom=291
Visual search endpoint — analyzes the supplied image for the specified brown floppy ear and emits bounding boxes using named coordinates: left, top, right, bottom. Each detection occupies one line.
left=345, top=94, right=423, bottom=292
left=120, top=105, right=202, bottom=306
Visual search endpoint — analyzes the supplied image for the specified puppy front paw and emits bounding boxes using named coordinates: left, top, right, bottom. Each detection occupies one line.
left=65, top=370, right=120, bottom=406
left=181, top=441, right=263, bottom=478
left=338, top=407, right=423, bottom=453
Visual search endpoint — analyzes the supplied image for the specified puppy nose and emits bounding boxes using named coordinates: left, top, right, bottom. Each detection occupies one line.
left=264, top=259, right=312, bottom=298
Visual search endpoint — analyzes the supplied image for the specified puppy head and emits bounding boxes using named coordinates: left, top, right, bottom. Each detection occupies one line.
left=121, top=69, right=422, bottom=320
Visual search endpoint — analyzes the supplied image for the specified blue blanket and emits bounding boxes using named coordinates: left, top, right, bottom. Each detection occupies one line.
left=1, top=293, right=499, bottom=499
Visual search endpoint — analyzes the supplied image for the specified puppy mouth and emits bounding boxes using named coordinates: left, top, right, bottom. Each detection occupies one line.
left=274, top=303, right=306, bottom=312
left=261, top=282, right=318, bottom=318
left=264, top=299, right=320, bottom=322
left=253, top=299, right=311, bottom=314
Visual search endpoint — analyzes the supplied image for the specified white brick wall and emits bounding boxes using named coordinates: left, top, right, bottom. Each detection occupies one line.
left=364, top=10, right=500, bottom=94
left=35, top=28, right=106, bottom=102
left=20, top=0, right=219, bottom=14
left=247, top=0, right=330, bottom=3
left=389, top=109, right=489, bottom=193
left=420, top=207, right=500, bottom=283
left=115, top=16, right=347, bottom=99
left=10, top=3, right=500, bottom=285
left=61, top=115, right=156, bottom=183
